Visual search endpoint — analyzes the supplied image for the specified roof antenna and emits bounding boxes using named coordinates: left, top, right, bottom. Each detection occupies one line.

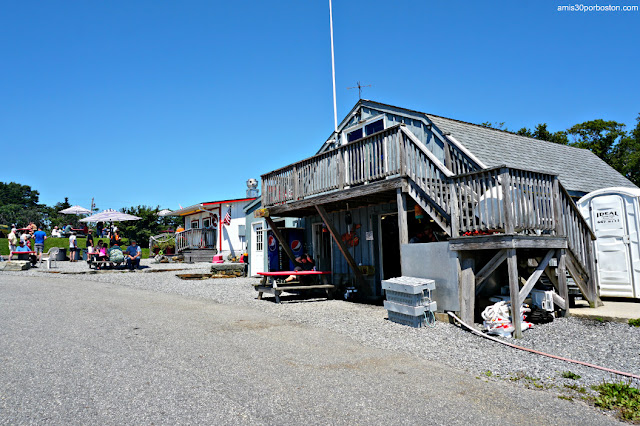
left=348, top=81, right=372, bottom=99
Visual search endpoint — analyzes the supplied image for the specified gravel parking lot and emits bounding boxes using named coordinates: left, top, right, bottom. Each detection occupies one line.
left=3, top=259, right=639, bottom=398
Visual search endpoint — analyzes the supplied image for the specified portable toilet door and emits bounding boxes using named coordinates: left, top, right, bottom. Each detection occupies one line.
left=577, top=187, right=640, bottom=298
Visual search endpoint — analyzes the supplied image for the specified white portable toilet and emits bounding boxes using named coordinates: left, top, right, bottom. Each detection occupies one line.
left=577, top=187, right=640, bottom=298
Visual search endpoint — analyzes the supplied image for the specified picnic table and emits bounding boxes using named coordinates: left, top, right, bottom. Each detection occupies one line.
left=10, top=251, right=37, bottom=265
left=255, top=271, right=335, bottom=303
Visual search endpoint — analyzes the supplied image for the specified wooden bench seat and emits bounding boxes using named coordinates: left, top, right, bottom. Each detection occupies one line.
left=88, top=260, right=123, bottom=270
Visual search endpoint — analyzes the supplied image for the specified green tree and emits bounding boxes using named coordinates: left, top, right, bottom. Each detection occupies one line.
left=0, top=182, right=44, bottom=226
left=610, top=114, right=640, bottom=187
left=567, top=119, right=627, bottom=164
left=115, top=206, right=182, bottom=248
left=517, top=123, right=568, bottom=144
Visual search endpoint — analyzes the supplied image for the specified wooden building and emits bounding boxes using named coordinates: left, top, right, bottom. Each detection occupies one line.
left=258, top=100, right=638, bottom=337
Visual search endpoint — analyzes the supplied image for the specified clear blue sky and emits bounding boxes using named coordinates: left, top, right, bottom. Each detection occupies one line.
left=2, top=1, right=638, bottom=211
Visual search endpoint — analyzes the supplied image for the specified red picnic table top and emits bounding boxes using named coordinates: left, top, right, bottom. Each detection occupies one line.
left=258, top=271, right=331, bottom=276
left=11, top=251, right=36, bottom=255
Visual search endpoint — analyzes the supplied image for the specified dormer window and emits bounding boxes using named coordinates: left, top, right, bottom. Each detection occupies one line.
left=344, top=116, right=385, bottom=144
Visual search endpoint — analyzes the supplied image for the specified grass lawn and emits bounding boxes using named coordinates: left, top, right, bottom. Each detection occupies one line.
left=1, top=237, right=151, bottom=259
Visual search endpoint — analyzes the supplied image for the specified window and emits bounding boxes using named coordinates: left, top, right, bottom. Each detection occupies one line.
left=255, top=224, right=263, bottom=251
left=347, top=128, right=363, bottom=142
left=345, top=117, right=385, bottom=144
left=191, top=220, right=199, bottom=229
left=203, top=218, right=211, bottom=228
left=365, top=119, right=384, bottom=135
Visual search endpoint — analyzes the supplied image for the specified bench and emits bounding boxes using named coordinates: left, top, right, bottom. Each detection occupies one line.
left=256, top=271, right=335, bottom=303
left=87, top=259, right=123, bottom=270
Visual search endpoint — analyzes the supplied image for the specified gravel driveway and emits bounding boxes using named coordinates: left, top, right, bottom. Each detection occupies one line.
left=3, top=260, right=639, bottom=403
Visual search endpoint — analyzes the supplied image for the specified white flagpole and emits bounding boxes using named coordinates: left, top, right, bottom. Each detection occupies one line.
left=329, top=0, right=338, bottom=132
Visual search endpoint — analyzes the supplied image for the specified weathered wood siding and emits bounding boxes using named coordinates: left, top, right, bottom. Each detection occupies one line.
left=304, top=203, right=397, bottom=297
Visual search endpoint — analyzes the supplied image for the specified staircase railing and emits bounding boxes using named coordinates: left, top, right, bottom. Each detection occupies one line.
left=176, top=228, right=217, bottom=253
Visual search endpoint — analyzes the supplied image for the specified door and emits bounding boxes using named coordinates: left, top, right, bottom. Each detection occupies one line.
left=379, top=213, right=401, bottom=280
left=312, top=223, right=332, bottom=272
left=590, top=195, right=634, bottom=297
left=251, top=222, right=265, bottom=276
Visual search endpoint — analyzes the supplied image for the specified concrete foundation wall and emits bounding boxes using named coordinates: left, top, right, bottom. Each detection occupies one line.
left=401, top=242, right=460, bottom=312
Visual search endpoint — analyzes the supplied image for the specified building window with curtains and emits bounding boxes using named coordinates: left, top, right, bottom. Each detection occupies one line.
left=203, top=218, right=211, bottom=228
left=191, top=219, right=199, bottom=229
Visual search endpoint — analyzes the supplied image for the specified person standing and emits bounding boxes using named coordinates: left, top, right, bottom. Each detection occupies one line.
left=96, top=222, right=104, bottom=238
left=69, top=232, right=78, bottom=262
left=33, top=226, right=47, bottom=263
left=7, top=228, right=18, bottom=261
left=86, top=231, right=95, bottom=259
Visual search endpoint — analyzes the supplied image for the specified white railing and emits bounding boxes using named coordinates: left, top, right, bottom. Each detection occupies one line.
left=176, top=228, right=216, bottom=253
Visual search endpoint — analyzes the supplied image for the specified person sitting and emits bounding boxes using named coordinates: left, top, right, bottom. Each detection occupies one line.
left=62, top=223, right=73, bottom=237
left=94, top=241, right=108, bottom=269
left=125, top=240, right=142, bottom=270
left=107, top=243, right=125, bottom=268
left=284, top=253, right=315, bottom=284
left=14, top=240, right=37, bottom=266
left=176, top=225, right=185, bottom=233
left=51, top=226, right=62, bottom=238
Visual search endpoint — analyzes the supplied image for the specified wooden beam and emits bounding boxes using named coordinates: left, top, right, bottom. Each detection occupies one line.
left=506, top=248, right=522, bottom=338
left=459, top=257, right=475, bottom=324
left=268, top=178, right=404, bottom=216
left=475, top=249, right=508, bottom=295
left=518, top=249, right=556, bottom=305
left=396, top=189, right=409, bottom=246
left=448, top=235, right=567, bottom=251
left=315, top=205, right=366, bottom=291
left=552, top=293, right=566, bottom=310
left=264, top=216, right=297, bottom=265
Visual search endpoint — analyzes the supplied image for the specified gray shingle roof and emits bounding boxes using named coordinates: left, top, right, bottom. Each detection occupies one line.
left=426, top=114, right=637, bottom=195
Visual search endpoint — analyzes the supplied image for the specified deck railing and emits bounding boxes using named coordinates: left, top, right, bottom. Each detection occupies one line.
left=449, top=166, right=595, bottom=267
left=176, top=228, right=217, bottom=253
left=262, top=124, right=452, bottom=210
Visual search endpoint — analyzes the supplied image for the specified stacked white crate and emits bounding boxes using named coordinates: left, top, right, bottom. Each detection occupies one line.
left=382, top=276, right=437, bottom=328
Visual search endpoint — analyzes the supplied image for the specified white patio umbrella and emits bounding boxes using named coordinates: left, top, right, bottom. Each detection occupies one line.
left=157, top=209, right=173, bottom=217
left=80, top=209, right=142, bottom=223
left=59, top=205, right=91, bottom=215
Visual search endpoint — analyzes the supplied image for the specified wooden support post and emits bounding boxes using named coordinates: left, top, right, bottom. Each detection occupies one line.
left=449, top=181, right=460, bottom=237
left=315, top=205, right=367, bottom=292
left=552, top=177, right=565, bottom=236
left=500, top=168, right=515, bottom=234
left=585, top=239, right=603, bottom=307
left=459, top=257, right=475, bottom=325
left=338, top=149, right=345, bottom=190
left=557, top=249, right=569, bottom=316
left=264, top=217, right=297, bottom=265
left=506, top=248, right=522, bottom=338
left=396, top=188, right=409, bottom=246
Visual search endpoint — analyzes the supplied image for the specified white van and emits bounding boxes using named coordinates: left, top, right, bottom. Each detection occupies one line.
left=577, top=187, right=640, bottom=298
